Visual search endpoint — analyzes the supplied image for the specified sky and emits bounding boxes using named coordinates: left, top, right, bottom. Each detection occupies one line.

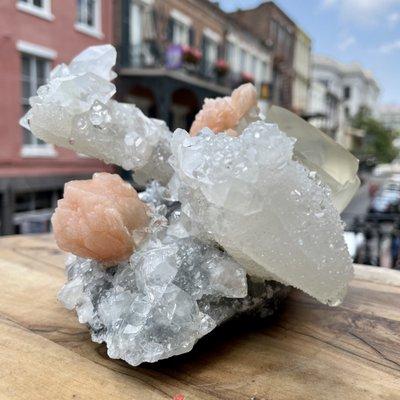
left=218, top=0, right=400, bottom=106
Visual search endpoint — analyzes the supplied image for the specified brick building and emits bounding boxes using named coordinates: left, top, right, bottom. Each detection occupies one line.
left=0, top=0, right=114, bottom=235
left=114, top=0, right=272, bottom=129
left=231, top=1, right=296, bottom=110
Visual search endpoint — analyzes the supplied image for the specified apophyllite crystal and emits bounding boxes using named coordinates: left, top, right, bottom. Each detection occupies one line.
left=22, top=45, right=359, bottom=366
left=21, top=45, right=173, bottom=186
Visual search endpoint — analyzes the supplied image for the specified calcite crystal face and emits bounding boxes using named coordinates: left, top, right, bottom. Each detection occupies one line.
left=52, top=173, right=148, bottom=265
left=21, top=45, right=359, bottom=366
left=190, top=83, right=259, bottom=136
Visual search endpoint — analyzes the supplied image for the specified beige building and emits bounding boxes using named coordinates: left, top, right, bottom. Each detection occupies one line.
left=379, top=105, right=400, bottom=134
left=308, top=55, right=380, bottom=150
left=292, top=27, right=311, bottom=115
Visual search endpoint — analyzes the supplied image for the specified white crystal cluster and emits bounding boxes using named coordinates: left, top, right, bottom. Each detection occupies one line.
left=21, top=45, right=173, bottom=185
left=58, top=186, right=288, bottom=365
left=169, top=123, right=353, bottom=305
left=60, top=250, right=287, bottom=365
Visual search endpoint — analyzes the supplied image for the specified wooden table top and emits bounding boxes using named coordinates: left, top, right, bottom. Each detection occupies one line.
left=0, top=234, right=399, bottom=400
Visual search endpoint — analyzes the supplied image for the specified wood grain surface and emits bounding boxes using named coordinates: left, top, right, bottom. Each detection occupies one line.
left=0, top=234, right=399, bottom=400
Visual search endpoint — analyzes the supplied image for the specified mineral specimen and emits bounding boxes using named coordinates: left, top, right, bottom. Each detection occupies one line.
left=22, top=44, right=358, bottom=366
left=52, top=173, right=149, bottom=265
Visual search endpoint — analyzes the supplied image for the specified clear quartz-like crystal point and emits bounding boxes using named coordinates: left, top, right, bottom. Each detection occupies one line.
left=267, top=106, right=360, bottom=212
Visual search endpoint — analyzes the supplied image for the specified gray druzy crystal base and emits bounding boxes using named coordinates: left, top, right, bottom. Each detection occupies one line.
left=58, top=181, right=290, bottom=366
left=59, top=254, right=289, bottom=366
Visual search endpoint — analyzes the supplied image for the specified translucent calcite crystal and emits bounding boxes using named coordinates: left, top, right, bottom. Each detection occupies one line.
left=267, top=106, right=360, bottom=212
left=52, top=173, right=149, bottom=265
left=170, top=123, right=353, bottom=305
left=21, top=45, right=173, bottom=185
left=189, top=83, right=259, bottom=136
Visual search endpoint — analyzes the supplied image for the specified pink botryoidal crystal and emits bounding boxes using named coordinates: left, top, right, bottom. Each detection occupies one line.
left=52, top=173, right=149, bottom=265
left=189, top=83, right=258, bottom=136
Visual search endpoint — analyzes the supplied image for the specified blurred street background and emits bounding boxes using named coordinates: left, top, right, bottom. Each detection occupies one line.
left=1, top=0, right=400, bottom=268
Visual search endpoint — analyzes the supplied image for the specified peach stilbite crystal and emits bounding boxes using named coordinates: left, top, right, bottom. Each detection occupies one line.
left=52, top=173, right=149, bottom=265
left=189, top=83, right=258, bottom=136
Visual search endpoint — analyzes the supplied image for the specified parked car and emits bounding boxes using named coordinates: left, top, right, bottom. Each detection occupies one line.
left=369, top=182, right=400, bottom=214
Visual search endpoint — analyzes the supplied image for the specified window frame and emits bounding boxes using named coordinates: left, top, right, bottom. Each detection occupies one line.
left=16, top=0, right=54, bottom=21
left=344, top=86, right=351, bottom=100
left=19, top=49, right=57, bottom=158
left=203, top=35, right=219, bottom=73
left=75, top=0, right=104, bottom=39
left=170, top=9, right=192, bottom=46
left=172, top=19, right=190, bottom=46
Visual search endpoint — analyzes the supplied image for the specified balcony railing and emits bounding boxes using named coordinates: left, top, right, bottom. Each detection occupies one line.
left=118, top=43, right=250, bottom=90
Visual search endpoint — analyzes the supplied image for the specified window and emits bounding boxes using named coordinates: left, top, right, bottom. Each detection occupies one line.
left=255, top=58, right=265, bottom=84
left=15, top=191, right=54, bottom=213
left=170, top=9, right=191, bottom=46
left=14, top=190, right=59, bottom=234
left=244, top=51, right=252, bottom=73
left=16, top=0, right=53, bottom=20
left=251, top=55, right=257, bottom=77
left=262, top=61, right=268, bottom=82
left=21, top=54, right=51, bottom=150
left=75, top=0, right=102, bottom=37
left=344, top=86, right=351, bottom=100
left=269, top=19, right=277, bottom=40
left=320, top=79, right=329, bottom=88
left=203, top=36, right=218, bottom=76
left=20, top=0, right=44, bottom=7
left=130, top=2, right=142, bottom=46
left=172, top=19, right=190, bottom=46
left=239, top=48, right=247, bottom=72
left=227, top=41, right=238, bottom=72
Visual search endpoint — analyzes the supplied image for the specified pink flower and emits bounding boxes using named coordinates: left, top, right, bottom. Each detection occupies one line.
left=241, top=71, right=255, bottom=84
left=52, top=173, right=149, bottom=266
left=190, top=83, right=257, bottom=136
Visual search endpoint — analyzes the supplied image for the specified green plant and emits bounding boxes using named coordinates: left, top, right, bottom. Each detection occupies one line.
left=352, top=107, right=397, bottom=163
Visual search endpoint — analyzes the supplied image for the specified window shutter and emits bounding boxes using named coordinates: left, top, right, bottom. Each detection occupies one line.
left=218, top=43, right=224, bottom=59
left=201, top=35, right=207, bottom=72
left=151, top=8, right=158, bottom=37
left=189, top=27, right=195, bottom=47
left=167, top=17, right=174, bottom=42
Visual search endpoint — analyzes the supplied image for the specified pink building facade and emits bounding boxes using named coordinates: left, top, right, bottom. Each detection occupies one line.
left=0, top=0, right=114, bottom=234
